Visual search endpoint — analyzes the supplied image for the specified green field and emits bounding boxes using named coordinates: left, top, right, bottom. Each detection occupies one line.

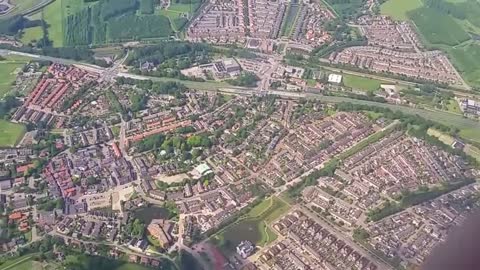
left=0, top=255, right=36, bottom=270
left=115, top=263, right=152, bottom=270
left=0, top=120, right=26, bottom=147
left=408, top=7, right=470, bottom=46
left=43, top=0, right=64, bottom=47
left=449, top=42, right=480, bottom=86
left=380, top=0, right=423, bottom=20
left=343, top=74, right=386, bottom=92
left=446, top=99, right=462, bottom=114
left=156, top=0, right=201, bottom=31
left=20, top=26, right=43, bottom=44
left=0, top=56, right=30, bottom=98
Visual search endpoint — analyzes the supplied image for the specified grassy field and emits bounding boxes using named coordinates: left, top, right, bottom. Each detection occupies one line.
left=20, top=26, right=43, bottom=44
left=115, top=264, right=152, bottom=270
left=0, top=255, right=36, bottom=270
left=408, top=7, right=470, bottom=46
left=343, top=74, right=386, bottom=92
left=42, top=0, right=64, bottom=47
left=449, top=42, right=480, bottom=87
left=446, top=99, right=462, bottom=114
left=0, top=120, right=26, bottom=147
left=380, top=0, right=423, bottom=20
left=0, top=56, right=30, bottom=98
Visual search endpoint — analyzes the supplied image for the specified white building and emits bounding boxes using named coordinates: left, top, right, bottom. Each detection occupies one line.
left=328, top=74, right=342, bottom=84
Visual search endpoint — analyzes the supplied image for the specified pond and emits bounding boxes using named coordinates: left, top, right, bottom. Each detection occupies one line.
left=133, top=206, right=171, bottom=224
left=221, top=219, right=262, bottom=247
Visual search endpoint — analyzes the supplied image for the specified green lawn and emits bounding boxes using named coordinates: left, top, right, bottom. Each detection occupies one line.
left=168, top=2, right=200, bottom=13
left=43, top=0, right=64, bottom=47
left=115, top=264, right=152, bottom=270
left=0, top=120, right=27, bottom=147
left=343, top=74, right=386, bottom=92
left=380, top=0, right=423, bottom=20
left=0, top=56, right=30, bottom=98
left=21, top=26, right=43, bottom=44
left=446, top=99, right=462, bottom=114
left=0, top=255, right=36, bottom=270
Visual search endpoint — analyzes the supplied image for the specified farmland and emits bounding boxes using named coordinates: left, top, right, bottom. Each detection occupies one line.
left=449, top=42, right=480, bottom=87
left=408, top=7, right=470, bottom=46
left=42, top=0, right=64, bottom=47
left=0, top=120, right=26, bottom=147
left=380, top=0, right=423, bottom=20
left=62, top=0, right=174, bottom=45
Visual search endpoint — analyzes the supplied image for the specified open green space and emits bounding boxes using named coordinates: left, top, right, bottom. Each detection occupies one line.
left=212, top=197, right=290, bottom=254
left=449, top=42, right=480, bottom=87
left=0, top=120, right=26, bottom=147
left=20, top=26, right=43, bottom=44
left=446, top=99, right=462, bottom=114
left=0, top=56, right=30, bottom=98
left=324, top=0, right=363, bottom=19
left=119, top=262, right=157, bottom=270
left=43, top=0, right=64, bottom=47
left=0, top=254, right=36, bottom=270
left=380, top=0, right=423, bottom=20
left=408, top=7, right=470, bottom=46
left=343, top=74, right=386, bottom=92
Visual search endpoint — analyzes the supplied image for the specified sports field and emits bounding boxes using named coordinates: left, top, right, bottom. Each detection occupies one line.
left=380, top=0, right=423, bottom=20
left=0, top=120, right=26, bottom=147
left=343, top=74, right=386, bottom=92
